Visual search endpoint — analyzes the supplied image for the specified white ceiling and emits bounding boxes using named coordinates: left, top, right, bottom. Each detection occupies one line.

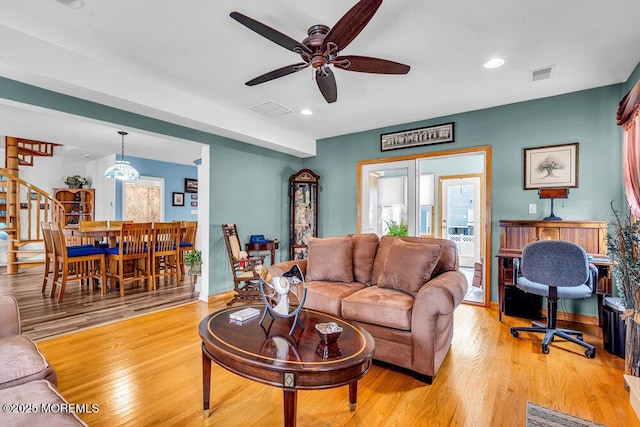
left=0, top=0, right=639, bottom=163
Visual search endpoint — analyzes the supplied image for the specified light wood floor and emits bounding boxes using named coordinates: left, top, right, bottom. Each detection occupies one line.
left=0, top=265, right=197, bottom=340
left=35, top=296, right=637, bottom=427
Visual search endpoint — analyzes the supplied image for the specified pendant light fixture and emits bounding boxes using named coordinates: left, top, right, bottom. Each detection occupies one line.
left=104, top=131, right=140, bottom=181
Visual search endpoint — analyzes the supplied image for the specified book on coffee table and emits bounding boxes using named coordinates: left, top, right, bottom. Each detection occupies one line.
left=229, top=307, right=261, bottom=322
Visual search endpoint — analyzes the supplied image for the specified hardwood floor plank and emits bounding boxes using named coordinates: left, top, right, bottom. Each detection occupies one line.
left=30, top=298, right=637, bottom=426
left=0, top=265, right=198, bottom=340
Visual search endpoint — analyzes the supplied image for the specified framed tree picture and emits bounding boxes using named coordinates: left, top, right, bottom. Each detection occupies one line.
left=523, top=142, right=579, bottom=190
left=172, top=192, right=184, bottom=206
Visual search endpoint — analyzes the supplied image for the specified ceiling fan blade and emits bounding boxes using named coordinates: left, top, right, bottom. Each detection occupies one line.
left=246, top=63, right=309, bottom=86
left=334, top=55, right=410, bottom=74
left=322, top=0, right=382, bottom=52
left=316, top=68, right=337, bottom=103
left=230, top=12, right=312, bottom=55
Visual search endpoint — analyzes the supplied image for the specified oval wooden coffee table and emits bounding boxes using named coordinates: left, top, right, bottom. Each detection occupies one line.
left=199, top=305, right=375, bottom=427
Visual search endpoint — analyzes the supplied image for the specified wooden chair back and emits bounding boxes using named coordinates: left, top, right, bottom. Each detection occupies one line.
left=180, top=220, right=198, bottom=246
left=151, top=222, right=181, bottom=286
left=118, top=222, right=152, bottom=256
left=222, top=223, right=242, bottom=262
left=40, top=222, right=55, bottom=293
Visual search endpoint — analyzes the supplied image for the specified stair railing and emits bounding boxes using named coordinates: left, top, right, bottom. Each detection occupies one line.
left=0, top=170, right=65, bottom=273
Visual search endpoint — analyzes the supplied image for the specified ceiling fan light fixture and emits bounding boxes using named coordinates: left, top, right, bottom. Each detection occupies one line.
left=54, top=0, right=85, bottom=8
left=483, top=57, right=505, bottom=69
left=104, top=131, right=139, bottom=181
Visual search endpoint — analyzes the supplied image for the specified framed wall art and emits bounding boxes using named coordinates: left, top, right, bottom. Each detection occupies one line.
left=381, top=122, right=454, bottom=152
left=172, top=192, right=184, bottom=206
left=184, top=178, right=198, bottom=193
left=523, top=142, right=579, bottom=190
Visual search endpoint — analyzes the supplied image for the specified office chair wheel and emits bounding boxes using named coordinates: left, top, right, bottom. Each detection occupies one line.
left=510, top=329, right=519, bottom=338
left=585, top=348, right=596, bottom=359
left=541, top=344, right=550, bottom=354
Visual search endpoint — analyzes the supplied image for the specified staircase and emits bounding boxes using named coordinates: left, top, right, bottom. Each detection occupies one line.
left=1, top=136, right=65, bottom=274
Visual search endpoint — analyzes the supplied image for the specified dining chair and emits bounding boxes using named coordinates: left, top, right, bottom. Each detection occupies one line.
left=105, top=222, right=152, bottom=297
left=150, top=222, right=181, bottom=288
left=177, top=220, right=197, bottom=275
left=40, top=222, right=55, bottom=294
left=49, top=222, right=107, bottom=303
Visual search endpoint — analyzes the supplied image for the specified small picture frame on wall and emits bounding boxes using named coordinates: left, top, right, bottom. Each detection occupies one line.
left=184, top=178, right=198, bottom=193
left=172, top=192, right=184, bottom=206
left=523, top=142, right=579, bottom=190
left=30, top=192, right=38, bottom=200
left=191, top=201, right=198, bottom=207
left=190, top=194, right=198, bottom=200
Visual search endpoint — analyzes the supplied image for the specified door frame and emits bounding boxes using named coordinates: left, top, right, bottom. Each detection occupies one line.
left=357, top=145, right=492, bottom=308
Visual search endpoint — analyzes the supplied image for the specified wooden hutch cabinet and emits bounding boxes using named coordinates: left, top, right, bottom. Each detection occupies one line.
left=289, top=169, right=319, bottom=260
left=496, top=219, right=612, bottom=322
left=53, top=188, right=95, bottom=226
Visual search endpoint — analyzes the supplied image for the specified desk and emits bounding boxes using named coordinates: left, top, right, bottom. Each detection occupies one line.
left=63, top=225, right=122, bottom=247
left=496, top=251, right=613, bottom=323
left=245, top=240, right=279, bottom=265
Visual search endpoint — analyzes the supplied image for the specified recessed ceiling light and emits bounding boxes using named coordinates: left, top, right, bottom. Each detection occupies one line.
left=300, top=109, right=313, bottom=116
left=54, top=0, right=85, bottom=8
left=483, top=57, right=505, bottom=69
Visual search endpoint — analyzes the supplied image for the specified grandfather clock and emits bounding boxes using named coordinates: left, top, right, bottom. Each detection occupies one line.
left=290, top=169, right=320, bottom=260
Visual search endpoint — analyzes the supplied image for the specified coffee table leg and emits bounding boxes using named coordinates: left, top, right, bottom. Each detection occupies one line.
left=349, top=381, right=358, bottom=411
left=283, top=389, right=297, bottom=427
left=202, top=348, right=212, bottom=418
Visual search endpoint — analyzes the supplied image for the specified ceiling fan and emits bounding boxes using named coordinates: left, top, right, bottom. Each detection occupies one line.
left=230, top=0, right=410, bottom=104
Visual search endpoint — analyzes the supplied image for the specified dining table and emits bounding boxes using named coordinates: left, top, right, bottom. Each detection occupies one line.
left=63, top=225, right=122, bottom=248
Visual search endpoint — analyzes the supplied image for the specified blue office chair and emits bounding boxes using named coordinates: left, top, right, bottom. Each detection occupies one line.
left=510, top=240, right=597, bottom=358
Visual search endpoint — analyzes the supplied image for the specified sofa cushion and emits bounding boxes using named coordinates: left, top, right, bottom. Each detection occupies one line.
left=341, top=286, right=414, bottom=331
left=304, top=281, right=366, bottom=316
left=0, top=335, right=57, bottom=390
left=372, top=236, right=457, bottom=285
left=306, top=236, right=354, bottom=282
left=352, top=233, right=379, bottom=285
left=377, top=239, right=443, bottom=297
left=0, top=380, right=87, bottom=426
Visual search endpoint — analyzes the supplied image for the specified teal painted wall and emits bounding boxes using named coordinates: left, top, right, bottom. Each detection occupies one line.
left=303, top=85, right=624, bottom=317
left=208, top=142, right=300, bottom=294
left=0, top=77, right=302, bottom=295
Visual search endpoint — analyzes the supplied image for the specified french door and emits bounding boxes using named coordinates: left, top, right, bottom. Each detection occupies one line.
left=360, top=159, right=416, bottom=236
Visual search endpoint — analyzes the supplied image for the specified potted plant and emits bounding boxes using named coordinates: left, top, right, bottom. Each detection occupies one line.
left=607, top=203, right=640, bottom=377
left=184, top=249, right=202, bottom=274
left=384, top=219, right=408, bottom=237
left=64, top=175, right=89, bottom=189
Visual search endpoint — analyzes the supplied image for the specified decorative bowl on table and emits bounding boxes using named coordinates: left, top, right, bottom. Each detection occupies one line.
left=315, top=322, right=343, bottom=345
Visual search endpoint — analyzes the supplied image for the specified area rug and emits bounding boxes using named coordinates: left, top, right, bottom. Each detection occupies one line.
left=526, top=402, right=607, bottom=427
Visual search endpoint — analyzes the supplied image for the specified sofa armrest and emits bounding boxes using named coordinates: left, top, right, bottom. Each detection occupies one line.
left=0, top=296, right=21, bottom=337
left=413, top=270, right=468, bottom=318
left=268, top=259, right=308, bottom=278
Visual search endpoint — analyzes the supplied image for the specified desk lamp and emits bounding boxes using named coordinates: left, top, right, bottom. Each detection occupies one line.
left=538, top=188, right=569, bottom=221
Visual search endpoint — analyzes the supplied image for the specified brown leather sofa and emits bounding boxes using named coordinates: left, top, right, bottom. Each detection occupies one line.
left=269, top=234, right=468, bottom=384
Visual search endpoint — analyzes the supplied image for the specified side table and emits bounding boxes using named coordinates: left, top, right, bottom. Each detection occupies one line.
left=246, top=240, right=279, bottom=265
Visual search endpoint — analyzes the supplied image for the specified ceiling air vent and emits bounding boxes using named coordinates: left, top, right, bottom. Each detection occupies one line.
left=530, top=65, right=554, bottom=82
left=247, top=100, right=293, bottom=118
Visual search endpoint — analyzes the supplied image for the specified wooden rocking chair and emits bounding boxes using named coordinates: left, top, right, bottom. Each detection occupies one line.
left=221, top=223, right=265, bottom=306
